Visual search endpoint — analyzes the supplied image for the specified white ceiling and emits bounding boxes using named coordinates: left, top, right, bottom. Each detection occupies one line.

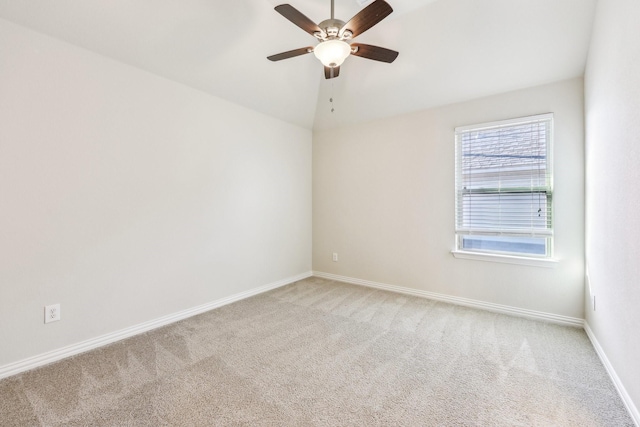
left=0, top=0, right=596, bottom=130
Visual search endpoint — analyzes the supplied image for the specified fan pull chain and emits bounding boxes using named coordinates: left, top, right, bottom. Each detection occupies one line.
left=330, top=81, right=335, bottom=113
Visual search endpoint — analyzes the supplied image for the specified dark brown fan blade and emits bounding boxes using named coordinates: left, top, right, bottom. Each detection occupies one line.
left=267, top=47, right=313, bottom=61
left=350, top=43, right=398, bottom=63
left=275, top=4, right=322, bottom=36
left=324, top=66, right=340, bottom=79
left=341, top=0, right=393, bottom=38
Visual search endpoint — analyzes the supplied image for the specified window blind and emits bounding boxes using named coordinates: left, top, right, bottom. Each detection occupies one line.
left=455, top=114, right=553, bottom=239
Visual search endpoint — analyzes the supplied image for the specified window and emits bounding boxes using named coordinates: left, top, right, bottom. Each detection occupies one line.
left=454, top=113, right=553, bottom=259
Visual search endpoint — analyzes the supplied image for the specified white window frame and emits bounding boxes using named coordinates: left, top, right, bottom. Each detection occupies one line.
left=452, top=113, right=557, bottom=267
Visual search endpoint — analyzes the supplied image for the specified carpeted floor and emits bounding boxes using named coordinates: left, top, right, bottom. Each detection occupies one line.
left=0, top=277, right=634, bottom=426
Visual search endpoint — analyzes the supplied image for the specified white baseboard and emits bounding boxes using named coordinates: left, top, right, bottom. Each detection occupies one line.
left=312, top=271, right=584, bottom=327
left=0, top=271, right=313, bottom=380
left=584, top=322, right=640, bottom=427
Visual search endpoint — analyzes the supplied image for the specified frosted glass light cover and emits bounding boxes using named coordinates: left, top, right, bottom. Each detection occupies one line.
left=314, top=40, right=351, bottom=67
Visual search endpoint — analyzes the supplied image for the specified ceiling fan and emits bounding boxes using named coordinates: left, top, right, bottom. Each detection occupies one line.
left=267, top=0, right=399, bottom=79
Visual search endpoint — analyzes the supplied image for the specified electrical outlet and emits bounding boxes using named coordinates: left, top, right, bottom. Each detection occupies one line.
left=44, top=304, right=61, bottom=324
left=332, top=252, right=338, bottom=262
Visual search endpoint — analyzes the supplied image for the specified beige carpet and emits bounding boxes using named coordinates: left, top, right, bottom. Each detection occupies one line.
left=0, top=277, right=634, bottom=426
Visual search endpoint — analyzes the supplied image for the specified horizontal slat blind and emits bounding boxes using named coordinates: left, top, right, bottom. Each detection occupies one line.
left=455, top=114, right=553, bottom=238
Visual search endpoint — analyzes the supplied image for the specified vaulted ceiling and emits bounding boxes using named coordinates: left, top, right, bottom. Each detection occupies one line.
left=0, top=0, right=596, bottom=130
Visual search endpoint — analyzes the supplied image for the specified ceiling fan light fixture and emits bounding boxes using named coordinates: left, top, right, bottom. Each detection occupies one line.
left=314, top=39, right=351, bottom=67
left=268, top=1, right=398, bottom=79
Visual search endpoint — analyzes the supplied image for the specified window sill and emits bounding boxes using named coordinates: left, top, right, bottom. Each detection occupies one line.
left=451, top=250, right=558, bottom=268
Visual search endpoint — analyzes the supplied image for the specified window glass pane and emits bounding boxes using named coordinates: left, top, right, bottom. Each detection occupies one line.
left=461, top=236, right=547, bottom=255
left=460, top=123, right=548, bottom=179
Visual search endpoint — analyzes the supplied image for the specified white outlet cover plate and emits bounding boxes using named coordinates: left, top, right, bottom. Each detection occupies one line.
left=45, top=304, right=61, bottom=323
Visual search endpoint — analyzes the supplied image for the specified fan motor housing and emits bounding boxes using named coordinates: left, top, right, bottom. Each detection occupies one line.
left=317, top=18, right=348, bottom=40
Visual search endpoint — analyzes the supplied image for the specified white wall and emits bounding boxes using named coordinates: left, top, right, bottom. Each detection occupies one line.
left=584, top=0, right=640, bottom=419
left=313, top=78, right=585, bottom=318
left=0, top=19, right=312, bottom=367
